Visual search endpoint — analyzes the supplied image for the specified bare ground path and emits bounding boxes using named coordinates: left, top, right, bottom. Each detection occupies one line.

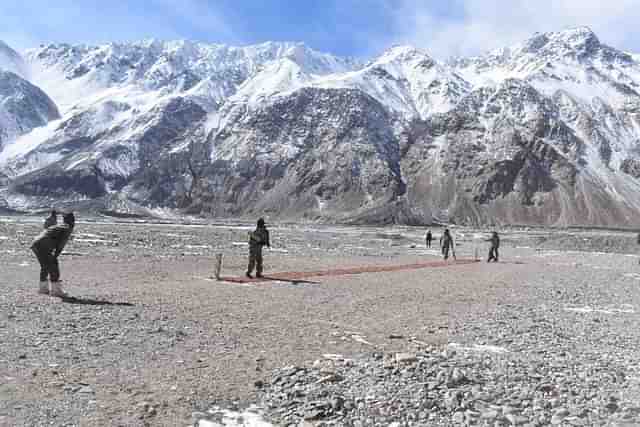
left=218, top=258, right=479, bottom=283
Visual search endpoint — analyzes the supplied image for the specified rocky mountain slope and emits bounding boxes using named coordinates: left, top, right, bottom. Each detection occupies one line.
left=1, top=27, right=640, bottom=226
left=0, top=71, right=60, bottom=149
left=0, top=41, right=60, bottom=149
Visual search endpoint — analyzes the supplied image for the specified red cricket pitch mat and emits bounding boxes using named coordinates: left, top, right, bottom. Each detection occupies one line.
left=218, top=258, right=480, bottom=283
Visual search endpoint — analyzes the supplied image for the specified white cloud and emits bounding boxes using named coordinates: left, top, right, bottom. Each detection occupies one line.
left=152, top=0, right=237, bottom=42
left=0, top=0, right=236, bottom=51
left=386, top=0, right=640, bottom=58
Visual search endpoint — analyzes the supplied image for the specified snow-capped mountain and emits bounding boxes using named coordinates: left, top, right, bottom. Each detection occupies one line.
left=1, top=28, right=640, bottom=226
left=24, top=40, right=360, bottom=112
left=314, top=46, right=470, bottom=118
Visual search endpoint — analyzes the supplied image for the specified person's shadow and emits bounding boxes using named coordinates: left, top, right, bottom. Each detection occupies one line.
left=60, top=295, right=134, bottom=306
left=217, top=276, right=319, bottom=286
left=260, top=276, right=320, bottom=285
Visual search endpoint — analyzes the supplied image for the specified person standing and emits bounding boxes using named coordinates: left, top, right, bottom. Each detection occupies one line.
left=487, top=231, right=500, bottom=262
left=440, top=229, right=455, bottom=260
left=246, top=218, right=270, bottom=278
left=44, top=209, right=57, bottom=228
left=425, top=230, right=433, bottom=248
left=31, top=212, right=75, bottom=297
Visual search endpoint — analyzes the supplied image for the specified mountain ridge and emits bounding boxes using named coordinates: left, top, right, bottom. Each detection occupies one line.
left=1, top=27, right=640, bottom=226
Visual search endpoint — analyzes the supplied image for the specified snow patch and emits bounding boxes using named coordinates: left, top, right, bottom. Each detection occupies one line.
left=73, top=238, right=116, bottom=245
left=564, top=305, right=635, bottom=314
left=448, top=343, right=510, bottom=354
left=197, top=406, right=273, bottom=427
left=0, top=119, right=62, bottom=167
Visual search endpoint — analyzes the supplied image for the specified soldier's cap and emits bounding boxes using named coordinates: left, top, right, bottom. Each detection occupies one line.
left=257, top=218, right=265, bottom=227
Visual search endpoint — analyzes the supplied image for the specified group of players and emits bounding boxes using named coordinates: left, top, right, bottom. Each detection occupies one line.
left=29, top=211, right=502, bottom=296
left=426, top=228, right=500, bottom=262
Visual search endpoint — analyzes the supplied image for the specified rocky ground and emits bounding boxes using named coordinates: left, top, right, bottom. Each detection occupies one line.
left=0, top=217, right=639, bottom=426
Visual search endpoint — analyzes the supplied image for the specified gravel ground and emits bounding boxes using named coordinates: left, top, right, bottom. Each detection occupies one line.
left=0, top=217, right=639, bottom=426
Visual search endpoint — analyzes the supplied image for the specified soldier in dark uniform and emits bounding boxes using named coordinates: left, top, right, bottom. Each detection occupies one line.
left=44, top=209, right=57, bottom=228
left=487, top=231, right=500, bottom=262
left=246, top=218, right=270, bottom=278
left=425, top=230, right=433, bottom=248
left=440, top=229, right=454, bottom=260
left=31, top=212, right=75, bottom=296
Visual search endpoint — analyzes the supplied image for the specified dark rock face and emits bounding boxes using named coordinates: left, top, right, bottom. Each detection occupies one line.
left=398, top=80, right=581, bottom=225
left=0, top=71, right=60, bottom=147
left=621, top=158, right=640, bottom=178
left=191, top=88, right=406, bottom=221
left=11, top=164, right=106, bottom=198
left=397, top=79, right=640, bottom=226
left=8, top=97, right=207, bottom=203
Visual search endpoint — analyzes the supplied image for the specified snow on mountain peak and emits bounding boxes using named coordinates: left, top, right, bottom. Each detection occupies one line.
left=23, top=39, right=360, bottom=113
left=518, top=26, right=601, bottom=58
left=375, top=45, right=433, bottom=64
left=311, top=44, right=468, bottom=118
left=450, top=26, right=640, bottom=108
left=549, top=26, right=599, bottom=46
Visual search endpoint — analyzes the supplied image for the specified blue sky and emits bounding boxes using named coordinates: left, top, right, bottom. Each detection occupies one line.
left=1, top=0, right=639, bottom=59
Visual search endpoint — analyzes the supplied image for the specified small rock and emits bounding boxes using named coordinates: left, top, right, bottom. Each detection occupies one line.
left=465, top=410, right=481, bottom=418
left=537, top=383, right=554, bottom=393
left=303, top=409, right=324, bottom=421
left=502, top=405, right=518, bottom=415
left=77, top=386, right=94, bottom=394
left=395, top=353, right=417, bottom=363
left=191, top=412, right=207, bottom=422
left=450, top=368, right=466, bottom=386
left=506, top=414, right=528, bottom=425
left=605, top=402, right=619, bottom=413
left=481, top=410, right=499, bottom=420
left=550, top=415, right=564, bottom=425
left=316, top=373, right=343, bottom=384
left=445, top=394, right=460, bottom=411
left=331, top=396, right=345, bottom=411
